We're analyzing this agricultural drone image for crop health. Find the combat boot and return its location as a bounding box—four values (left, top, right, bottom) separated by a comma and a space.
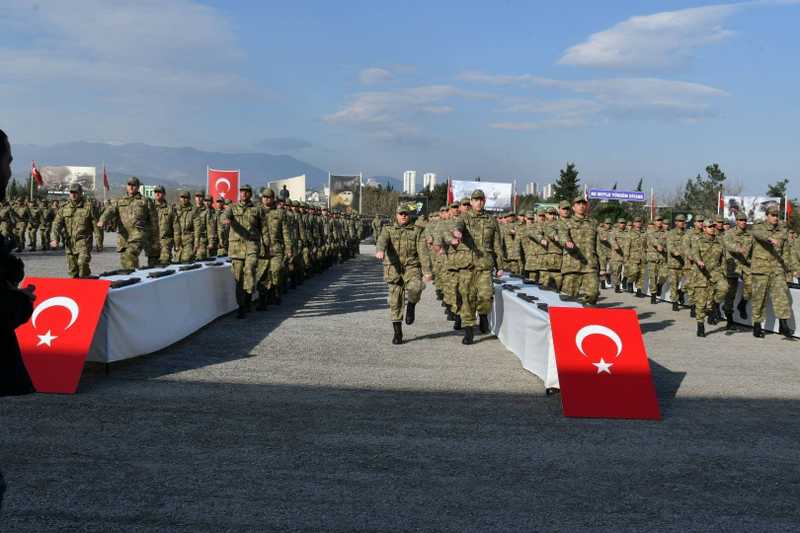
690, 305, 696, 318
753, 322, 764, 338
696, 322, 705, 337
256, 292, 268, 311
737, 299, 748, 319
650, 292, 657, 304
462, 326, 474, 345
236, 287, 246, 319
779, 319, 795, 338
436, 289, 443, 301
479, 314, 489, 334
635, 288, 644, 298
453, 315, 463, 331
614, 284, 622, 294
725, 311, 735, 331
678, 290, 686, 305
405, 303, 416, 325
392, 321, 403, 345
272, 286, 281, 306
672, 301, 680, 312
446, 307, 455, 321
707, 306, 718, 325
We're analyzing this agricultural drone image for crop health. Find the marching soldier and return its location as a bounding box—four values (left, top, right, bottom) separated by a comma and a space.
12, 198, 29, 252
682, 214, 705, 317
691, 220, 726, 337
500, 212, 522, 275
174, 191, 198, 263
559, 197, 599, 304
222, 184, 261, 319
608, 218, 627, 293
204, 196, 219, 257
596, 217, 612, 288
26, 199, 42, 251
375, 204, 432, 345
215, 197, 229, 256
0, 200, 15, 240
720, 212, 751, 329
50, 183, 96, 278
517, 210, 542, 283
41, 200, 56, 251
97, 176, 158, 269
646, 215, 668, 303
153, 185, 176, 264
92, 199, 105, 252
749, 205, 793, 338
541, 206, 564, 291
193, 192, 211, 260
255, 188, 291, 309
666, 214, 687, 311
622, 216, 646, 296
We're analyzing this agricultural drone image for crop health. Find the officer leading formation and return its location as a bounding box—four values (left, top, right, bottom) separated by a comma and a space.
373, 191, 799, 344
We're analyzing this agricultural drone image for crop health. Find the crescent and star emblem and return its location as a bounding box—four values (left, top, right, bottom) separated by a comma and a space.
215, 177, 231, 198
574, 324, 623, 375
31, 296, 80, 348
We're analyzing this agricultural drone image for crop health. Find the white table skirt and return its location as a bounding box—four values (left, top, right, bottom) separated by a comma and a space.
88, 260, 237, 363
489, 276, 581, 389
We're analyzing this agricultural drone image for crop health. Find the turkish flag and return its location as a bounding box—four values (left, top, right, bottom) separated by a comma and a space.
103, 165, 110, 191
15, 278, 110, 394
31, 160, 43, 186
549, 307, 661, 420
208, 168, 239, 203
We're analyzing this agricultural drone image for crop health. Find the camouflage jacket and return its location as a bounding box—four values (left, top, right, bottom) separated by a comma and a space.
750, 221, 789, 275
52, 198, 96, 247
154, 200, 176, 242
99, 193, 157, 248
646, 228, 667, 263
622, 229, 646, 264
609, 228, 627, 261
174, 204, 200, 247
665, 228, 685, 269
377, 221, 432, 278
558, 214, 598, 273
223, 200, 261, 259
722, 227, 752, 276
258, 206, 292, 257
692, 233, 724, 286
455, 209, 503, 271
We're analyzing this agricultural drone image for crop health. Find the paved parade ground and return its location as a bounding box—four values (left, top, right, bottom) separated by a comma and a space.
1, 240, 799, 531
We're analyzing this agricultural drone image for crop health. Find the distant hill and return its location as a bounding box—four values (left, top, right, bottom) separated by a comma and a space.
10, 141, 330, 190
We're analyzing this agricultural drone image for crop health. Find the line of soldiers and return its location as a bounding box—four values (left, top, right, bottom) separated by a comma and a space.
0, 195, 107, 253
375, 192, 799, 344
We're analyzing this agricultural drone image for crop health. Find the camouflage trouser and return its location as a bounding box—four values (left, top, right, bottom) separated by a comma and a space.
40, 226, 51, 250
751, 272, 791, 323
722, 276, 739, 313
526, 267, 539, 284
458, 268, 492, 326
27, 225, 38, 249
609, 260, 624, 286
625, 261, 644, 288
561, 271, 599, 304
120, 240, 145, 270
597, 249, 610, 275
387, 266, 423, 322
66, 240, 92, 278
218, 228, 229, 256
232, 253, 258, 294
196, 238, 209, 260
456, 269, 477, 326
302, 246, 312, 273
0, 222, 11, 239
159, 238, 173, 264
94, 227, 104, 251
177, 235, 195, 263
682, 266, 695, 305
667, 268, 683, 302
541, 270, 562, 291
14, 223, 26, 249
257, 254, 284, 291
442, 269, 458, 307
647, 261, 665, 295
739, 271, 752, 301
504, 259, 521, 275
694, 279, 727, 323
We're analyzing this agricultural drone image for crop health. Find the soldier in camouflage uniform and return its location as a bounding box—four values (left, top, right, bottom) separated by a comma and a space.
559, 197, 599, 304
92, 199, 105, 252
622, 216, 646, 296
215, 197, 229, 256
721, 212, 752, 328
608, 218, 627, 293
41, 200, 55, 251
666, 214, 687, 311
540, 206, 564, 291
192, 192, 212, 260
682, 214, 705, 317
517, 210, 539, 282
153, 185, 176, 264
97, 176, 157, 269
50, 183, 96, 277
174, 191, 199, 263
26, 199, 42, 251
376, 204, 433, 344
203, 196, 219, 257
12, 198, 29, 251
749, 205, 794, 338
256, 188, 291, 310
691, 220, 726, 337
646, 215, 668, 303
222, 184, 261, 319
500, 212, 522, 275
0, 200, 15, 240
596, 217, 612, 289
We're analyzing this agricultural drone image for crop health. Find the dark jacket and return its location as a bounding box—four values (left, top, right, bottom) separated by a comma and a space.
0, 286, 35, 396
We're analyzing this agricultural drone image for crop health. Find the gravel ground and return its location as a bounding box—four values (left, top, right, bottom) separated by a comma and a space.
1, 237, 799, 531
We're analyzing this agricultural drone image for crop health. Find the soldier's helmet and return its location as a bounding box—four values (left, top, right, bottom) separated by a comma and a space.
735, 212, 747, 221
471, 189, 486, 200
572, 196, 587, 204
261, 188, 275, 198
558, 200, 571, 209
68, 183, 83, 194
127, 176, 141, 186
239, 184, 253, 194
153, 185, 165, 194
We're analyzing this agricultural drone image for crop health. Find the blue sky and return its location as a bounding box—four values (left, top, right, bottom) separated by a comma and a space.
2, 0, 799, 197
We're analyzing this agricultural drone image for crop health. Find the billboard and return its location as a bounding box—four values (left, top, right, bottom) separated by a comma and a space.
39, 166, 96, 194
268, 175, 306, 203
329, 173, 362, 212
588, 188, 646, 202
449, 179, 512, 211
722, 196, 781, 223
398, 195, 428, 216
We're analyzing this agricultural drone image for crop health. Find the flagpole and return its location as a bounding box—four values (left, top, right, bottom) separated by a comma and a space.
30, 160, 34, 201
102, 162, 106, 202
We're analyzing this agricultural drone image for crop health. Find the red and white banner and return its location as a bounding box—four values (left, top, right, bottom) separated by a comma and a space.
207, 168, 239, 203
549, 307, 661, 420
16, 278, 110, 394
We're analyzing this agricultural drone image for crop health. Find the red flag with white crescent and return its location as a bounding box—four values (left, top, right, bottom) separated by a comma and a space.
15, 278, 110, 394
103, 165, 110, 191
31, 160, 43, 186
208, 168, 239, 203
549, 307, 661, 420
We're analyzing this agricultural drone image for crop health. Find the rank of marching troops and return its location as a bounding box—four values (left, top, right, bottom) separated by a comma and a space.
373, 193, 800, 345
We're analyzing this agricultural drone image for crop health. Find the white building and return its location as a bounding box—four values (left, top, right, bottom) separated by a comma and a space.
422, 172, 437, 191
403, 170, 417, 195
525, 182, 538, 196
540, 183, 555, 200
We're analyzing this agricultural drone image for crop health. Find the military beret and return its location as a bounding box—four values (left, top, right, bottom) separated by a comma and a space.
766, 205, 780, 215
471, 189, 486, 200
449, 202, 459, 209
633, 216, 643, 222
153, 185, 165, 194
735, 212, 747, 221
261, 188, 275, 198
239, 184, 253, 192
617, 218, 626, 223
604, 217, 612, 224
714, 215, 724, 223
572, 196, 587, 204
674, 214, 686, 222
547, 207, 557, 214
558, 200, 571, 209
179, 191, 190, 198
68, 183, 83, 193
127, 176, 141, 186
695, 214, 705, 222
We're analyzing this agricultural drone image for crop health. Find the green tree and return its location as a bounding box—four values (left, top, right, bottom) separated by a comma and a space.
425, 182, 448, 212
635, 178, 643, 192
676, 163, 727, 216
766, 179, 789, 198
553, 162, 580, 202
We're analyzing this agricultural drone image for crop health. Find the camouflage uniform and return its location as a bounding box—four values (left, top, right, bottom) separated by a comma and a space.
622, 219, 646, 293
750, 212, 792, 329
646, 222, 667, 300
26, 200, 42, 250
608, 220, 627, 290
541, 208, 564, 290
256, 189, 291, 307
665, 218, 686, 304
0, 201, 15, 240
92, 200, 105, 252
681, 216, 705, 309
51, 185, 96, 277
12, 199, 30, 251
41, 202, 56, 251
215, 200, 230, 255
596, 219, 612, 286
153, 190, 177, 264
192, 194, 212, 260
174, 197, 199, 263
691, 224, 726, 328
558, 199, 599, 304
223, 185, 261, 317
721, 215, 752, 317
98, 178, 158, 269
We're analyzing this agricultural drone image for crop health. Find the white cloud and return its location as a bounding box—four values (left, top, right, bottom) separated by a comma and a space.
490, 118, 588, 131
359, 67, 394, 85
558, 2, 800, 69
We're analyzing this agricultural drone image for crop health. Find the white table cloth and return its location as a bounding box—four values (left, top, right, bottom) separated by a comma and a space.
88, 260, 237, 363
489, 276, 581, 389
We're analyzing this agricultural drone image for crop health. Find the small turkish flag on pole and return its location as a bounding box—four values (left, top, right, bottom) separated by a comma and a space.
103, 165, 110, 191
31, 160, 43, 186
550, 307, 661, 420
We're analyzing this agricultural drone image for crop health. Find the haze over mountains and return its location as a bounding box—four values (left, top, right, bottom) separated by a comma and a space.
11, 141, 338, 190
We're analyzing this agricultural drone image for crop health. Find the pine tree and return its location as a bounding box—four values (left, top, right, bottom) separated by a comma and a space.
553, 162, 580, 202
